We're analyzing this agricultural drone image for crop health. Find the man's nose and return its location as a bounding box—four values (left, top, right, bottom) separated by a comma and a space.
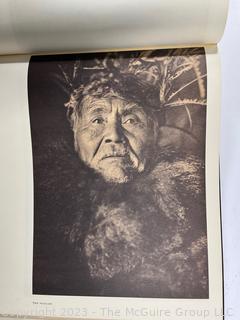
104, 120, 124, 144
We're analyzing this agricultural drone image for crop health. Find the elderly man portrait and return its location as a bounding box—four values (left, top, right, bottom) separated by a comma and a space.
29, 48, 208, 298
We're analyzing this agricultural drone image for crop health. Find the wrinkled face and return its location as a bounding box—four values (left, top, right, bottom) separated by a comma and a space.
73, 96, 158, 183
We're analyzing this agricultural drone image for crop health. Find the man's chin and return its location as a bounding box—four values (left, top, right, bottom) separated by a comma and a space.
89, 157, 145, 183
96, 165, 134, 184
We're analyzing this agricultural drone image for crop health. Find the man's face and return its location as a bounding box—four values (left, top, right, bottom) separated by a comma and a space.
74, 96, 157, 183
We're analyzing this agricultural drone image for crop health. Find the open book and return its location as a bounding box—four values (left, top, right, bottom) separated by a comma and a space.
0, 0, 228, 319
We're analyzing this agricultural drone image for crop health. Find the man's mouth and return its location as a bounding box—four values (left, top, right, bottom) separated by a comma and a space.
101, 153, 126, 160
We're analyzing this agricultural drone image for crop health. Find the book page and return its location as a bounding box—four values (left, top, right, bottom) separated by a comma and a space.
0, 0, 228, 55
0, 46, 223, 320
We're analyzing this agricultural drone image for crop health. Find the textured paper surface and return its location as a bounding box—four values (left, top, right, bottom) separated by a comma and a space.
0, 0, 228, 55
0, 46, 223, 319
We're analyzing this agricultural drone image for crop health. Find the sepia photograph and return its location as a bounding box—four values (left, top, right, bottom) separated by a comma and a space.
29, 48, 208, 298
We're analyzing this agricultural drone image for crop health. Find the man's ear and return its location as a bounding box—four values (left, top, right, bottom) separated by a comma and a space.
150, 117, 160, 144
70, 111, 80, 153
73, 133, 80, 153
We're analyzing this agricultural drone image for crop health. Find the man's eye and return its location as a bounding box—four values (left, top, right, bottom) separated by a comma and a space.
122, 117, 137, 125
92, 117, 104, 124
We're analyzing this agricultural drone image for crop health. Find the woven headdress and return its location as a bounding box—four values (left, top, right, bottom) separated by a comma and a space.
54, 48, 206, 129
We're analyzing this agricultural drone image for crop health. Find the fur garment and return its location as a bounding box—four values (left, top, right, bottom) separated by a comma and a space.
32, 134, 208, 298
61, 150, 208, 298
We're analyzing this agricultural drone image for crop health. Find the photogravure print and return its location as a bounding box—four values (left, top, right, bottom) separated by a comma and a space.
28, 48, 208, 298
